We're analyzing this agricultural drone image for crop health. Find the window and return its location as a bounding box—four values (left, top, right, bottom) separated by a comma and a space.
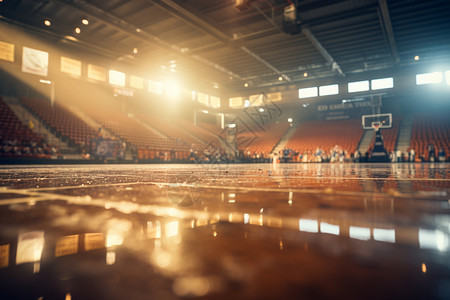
109, 70, 125, 87
130, 76, 144, 89
348, 80, 369, 93
298, 87, 318, 98
416, 72, 442, 85
210, 96, 221, 108
371, 77, 393, 90
229, 97, 243, 108
349, 226, 370, 240
197, 92, 209, 106
319, 84, 339, 96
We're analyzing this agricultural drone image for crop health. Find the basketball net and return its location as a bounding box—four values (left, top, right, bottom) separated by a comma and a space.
373, 124, 380, 132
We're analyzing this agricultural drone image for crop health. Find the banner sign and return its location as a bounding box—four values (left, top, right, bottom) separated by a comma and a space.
197, 92, 209, 106
0, 41, 14, 62
130, 75, 144, 89
22, 47, 48, 76
91, 138, 125, 159
249, 94, 263, 106
88, 64, 106, 81
210, 96, 221, 108
109, 70, 125, 87
317, 100, 372, 112
229, 96, 243, 108
267, 92, 282, 102
113, 87, 133, 97
61, 56, 81, 76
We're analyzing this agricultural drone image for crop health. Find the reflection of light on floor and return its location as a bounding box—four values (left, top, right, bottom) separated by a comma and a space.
320, 222, 340, 235
55, 235, 79, 257
299, 219, 318, 233
16, 231, 44, 265
147, 221, 162, 239
244, 213, 250, 224
373, 228, 396, 243
107, 219, 131, 247
106, 251, 116, 265
165, 221, 179, 238
349, 226, 371, 240
106, 231, 124, 247
422, 263, 427, 273
419, 229, 449, 251
0, 244, 10, 268
173, 276, 210, 297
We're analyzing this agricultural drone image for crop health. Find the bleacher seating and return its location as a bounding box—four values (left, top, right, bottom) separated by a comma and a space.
81, 106, 190, 160
410, 113, 449, 160
0, 97, 51, 158
237, 122, 290, 155
286, 118, 364, 156
20, 97, 98, 148
176, 120, 223, 149
137, 114, 203, 150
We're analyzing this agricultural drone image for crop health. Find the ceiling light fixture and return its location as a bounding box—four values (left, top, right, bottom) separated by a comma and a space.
133, 48, 138, 54
82, 19, 89, 25
278, 76, 283, 81
44, 20, 51, 26
244, 82, 249, 87
303, 72, 308, 77
414, 55, 420, 61
75, 27, 81, 34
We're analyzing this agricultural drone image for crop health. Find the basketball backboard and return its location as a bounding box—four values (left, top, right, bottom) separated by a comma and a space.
362, 113, 392, 130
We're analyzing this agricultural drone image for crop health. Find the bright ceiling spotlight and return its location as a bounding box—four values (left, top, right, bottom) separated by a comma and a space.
133, 48, 138, 54
166, 80, 181, 99
303, 72, 308, 77
244, 82, 249, 87
75, 27, 81, 34
82, 19, 89, 25
288, 118, 293, 123
44, 20, 51, 26
414, 55, 420, 61
278, 76, 283, 81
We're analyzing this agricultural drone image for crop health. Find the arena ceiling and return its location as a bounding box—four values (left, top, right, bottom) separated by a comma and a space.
1, 0, 450, 93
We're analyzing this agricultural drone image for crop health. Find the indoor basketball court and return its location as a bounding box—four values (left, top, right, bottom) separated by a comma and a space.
1, 0, 450, 299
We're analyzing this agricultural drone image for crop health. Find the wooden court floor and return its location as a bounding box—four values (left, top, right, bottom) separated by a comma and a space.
0, 163, 449, 299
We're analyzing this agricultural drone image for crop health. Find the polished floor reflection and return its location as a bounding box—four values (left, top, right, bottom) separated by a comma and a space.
0, 163, 449, 299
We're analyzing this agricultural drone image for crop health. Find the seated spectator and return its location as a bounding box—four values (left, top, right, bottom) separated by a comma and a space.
438, 148, 446, 162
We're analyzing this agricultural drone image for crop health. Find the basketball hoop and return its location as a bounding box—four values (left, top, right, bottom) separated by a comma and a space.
372, 121, 381, 132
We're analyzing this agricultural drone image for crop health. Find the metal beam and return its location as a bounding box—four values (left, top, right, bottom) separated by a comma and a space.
377, 0, 400, 64
241, 46, 292, 82
146, 0, 231, 43
302, 27, 345, 77
148, 1, 292, 85
252, 3, 283, 33
50, 0, 243, 80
